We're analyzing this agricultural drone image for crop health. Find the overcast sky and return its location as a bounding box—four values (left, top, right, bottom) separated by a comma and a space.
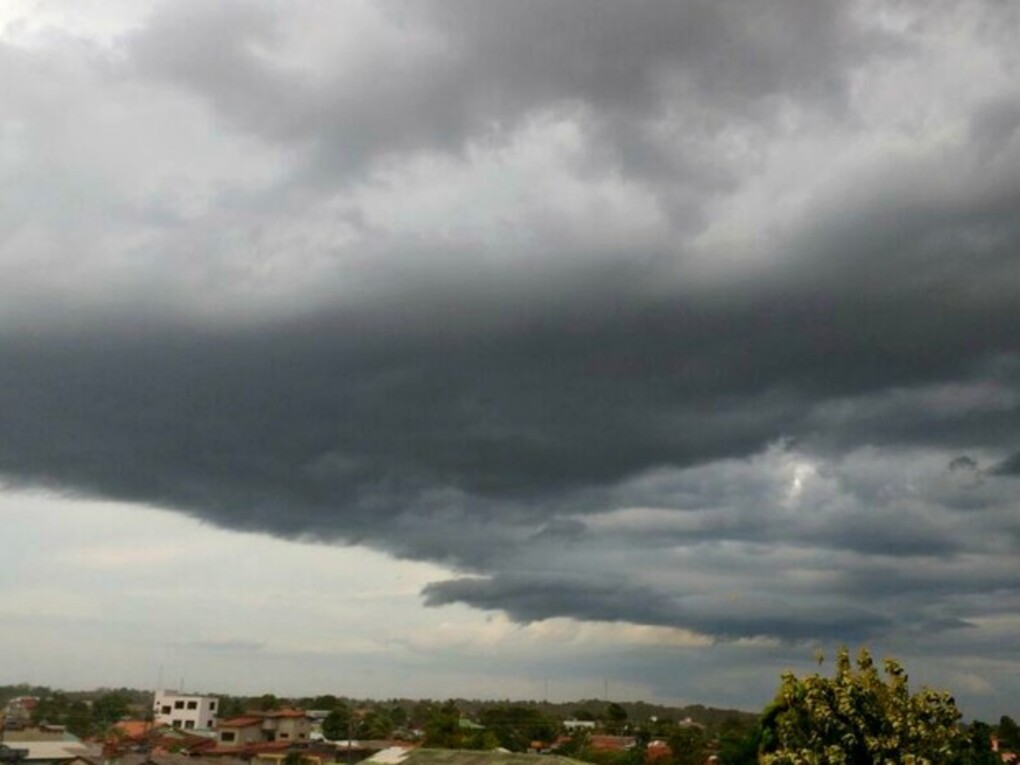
1, 0, 1018, 720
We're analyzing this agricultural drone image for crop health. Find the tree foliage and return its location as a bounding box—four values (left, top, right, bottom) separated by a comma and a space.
91, 692, 131, 729
998, 716, 1020, 751
322, 704, 352, 741
478, 705, 557, 751
760, 648, 963, 765
32, 693, 95, 738
423, 701, 464, 749
952, 722, 999, 765
605, 703, 629, 734
715, 715, 761, 765
360, 707, 396, 740
257, 694, 281, 711
668, 725, 708, 765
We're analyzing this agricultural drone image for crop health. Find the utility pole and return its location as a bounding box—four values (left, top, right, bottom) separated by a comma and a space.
346, 715, 357, 765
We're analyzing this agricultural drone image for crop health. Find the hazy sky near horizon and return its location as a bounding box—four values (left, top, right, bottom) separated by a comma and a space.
1, 0, 1019, 719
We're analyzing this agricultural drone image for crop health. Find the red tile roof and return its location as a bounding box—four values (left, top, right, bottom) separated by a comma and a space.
646, 741, 672, 762
589, 736, 637, 752
217, 717, 263, 728
113, 721, 159, 740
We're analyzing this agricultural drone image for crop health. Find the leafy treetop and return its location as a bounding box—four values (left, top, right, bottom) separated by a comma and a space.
760, 647, 963, 765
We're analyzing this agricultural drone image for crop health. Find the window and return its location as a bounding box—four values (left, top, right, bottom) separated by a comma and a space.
221, 732, 236, 743
162, 706, 171, 715
210, 702, 217, 711
279, 733, 289, 740
187, 701, 198, 710
172, 720, 181, 728
174, 701, 185, 709
185, 721, 195, 730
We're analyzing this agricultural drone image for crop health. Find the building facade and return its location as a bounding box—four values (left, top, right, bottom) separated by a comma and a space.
216, 711, 311, 746
152, 692, 218, 731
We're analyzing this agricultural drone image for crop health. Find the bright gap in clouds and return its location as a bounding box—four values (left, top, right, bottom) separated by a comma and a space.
0, 488, 448, 693
0, 487, 714, 702
0, 0, 152, 46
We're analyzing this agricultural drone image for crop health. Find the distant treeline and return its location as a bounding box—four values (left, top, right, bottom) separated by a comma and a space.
1, 683, 755, 728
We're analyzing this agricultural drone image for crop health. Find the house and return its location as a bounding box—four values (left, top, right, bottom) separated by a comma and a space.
152, 693, 219, 731
103, 721, 216, 763
249, 744, 345, 765
3, 699, 39, 731
215, 718, 264, 748
2, 728, 77, 745
216, 711, 312, 747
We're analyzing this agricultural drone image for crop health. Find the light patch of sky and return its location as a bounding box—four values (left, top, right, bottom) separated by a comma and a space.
0, 0, 152, 46
0, 488, 453, 692
0, 489, 702, 701
783, 459, 816, 508
357, 114, 667, 262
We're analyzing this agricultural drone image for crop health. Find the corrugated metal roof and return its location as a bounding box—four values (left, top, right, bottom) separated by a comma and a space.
14, 740, 93, 761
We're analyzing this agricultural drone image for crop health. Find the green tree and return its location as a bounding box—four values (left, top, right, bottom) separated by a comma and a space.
952, 721, 998, 765
423, 701, 464, 749
92, 692, 131, 729
716, 716, 760, 765
33, 692, 71, 726
65, 700, 95, 738
361, 708, 395, 739
998, 716, 1020, 751
33, 693, 94, 738
668, 725, 707, 765
216, 696, 247, 718
322, 704, 352, 741
389, 705, 408, 728
311, 695, 341, 711
464, 729, 501, 750
478, 705, 557, 752
760, 647, 964, 765
257, 694, 281, 711
606, 703, 629, 734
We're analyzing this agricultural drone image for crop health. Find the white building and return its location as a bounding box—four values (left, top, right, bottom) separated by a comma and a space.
152, 691, 218, 730
563, 720, 597, 731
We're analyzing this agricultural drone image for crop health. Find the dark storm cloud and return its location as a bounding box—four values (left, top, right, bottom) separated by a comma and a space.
126, 0, 874, 179
2, 0, 1020, 656
422, 574, 892, 642
990, 451, 1020, 476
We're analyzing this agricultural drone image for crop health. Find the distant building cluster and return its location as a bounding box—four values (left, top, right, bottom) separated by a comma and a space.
3, 690, 1013, 765
0, 691, 699, 765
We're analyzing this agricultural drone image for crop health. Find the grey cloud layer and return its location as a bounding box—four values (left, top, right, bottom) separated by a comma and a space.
127, 1, 869, 175
2, 0, 1020, 710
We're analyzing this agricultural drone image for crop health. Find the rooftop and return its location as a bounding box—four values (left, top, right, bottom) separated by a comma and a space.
366, 748, 587, 765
